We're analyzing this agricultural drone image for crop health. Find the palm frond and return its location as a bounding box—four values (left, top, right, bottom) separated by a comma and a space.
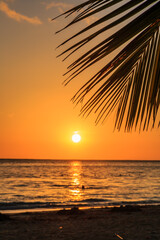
54, 0, 160, 131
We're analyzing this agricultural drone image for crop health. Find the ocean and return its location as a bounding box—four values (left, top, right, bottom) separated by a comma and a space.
0, 159, 160, 213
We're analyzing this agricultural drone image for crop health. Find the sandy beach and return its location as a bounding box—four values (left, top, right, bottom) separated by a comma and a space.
0, 205, 160, 240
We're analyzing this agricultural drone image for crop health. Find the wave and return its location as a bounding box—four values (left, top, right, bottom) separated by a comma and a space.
80, 198, 107, 203
1, 199, 160, 212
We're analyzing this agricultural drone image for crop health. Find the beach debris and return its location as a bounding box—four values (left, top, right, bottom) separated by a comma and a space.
115, 233, 125, 239
111, 205, 141, 212
57, 207, 85, 216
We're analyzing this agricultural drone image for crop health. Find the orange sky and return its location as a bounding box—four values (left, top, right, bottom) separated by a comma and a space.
0, 0, 160, 160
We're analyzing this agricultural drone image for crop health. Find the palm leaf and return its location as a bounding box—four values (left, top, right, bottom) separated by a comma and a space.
54, 0, 160, 131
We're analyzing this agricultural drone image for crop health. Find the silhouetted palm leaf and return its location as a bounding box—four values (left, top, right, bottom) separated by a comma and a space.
54, 0, 160, 131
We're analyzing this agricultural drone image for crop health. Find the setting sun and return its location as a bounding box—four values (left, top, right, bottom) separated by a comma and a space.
72, 133, 81, 143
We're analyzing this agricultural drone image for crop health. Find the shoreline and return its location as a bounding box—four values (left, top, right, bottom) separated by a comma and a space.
0, 205, 160, 240
1, 202, 160, 214
0, 203, 160, 214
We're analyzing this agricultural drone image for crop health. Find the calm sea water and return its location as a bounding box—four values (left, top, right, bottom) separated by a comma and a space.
0, 159, 160, 212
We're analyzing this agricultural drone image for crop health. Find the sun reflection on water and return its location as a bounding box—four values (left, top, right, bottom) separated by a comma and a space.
69, 161, 83, 202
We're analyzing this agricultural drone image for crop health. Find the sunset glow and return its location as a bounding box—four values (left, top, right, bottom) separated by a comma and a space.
0, 0, 160, 160
1, 1, 160, 239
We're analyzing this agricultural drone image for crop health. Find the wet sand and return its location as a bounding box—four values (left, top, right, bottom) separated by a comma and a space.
0, 205, 160, 240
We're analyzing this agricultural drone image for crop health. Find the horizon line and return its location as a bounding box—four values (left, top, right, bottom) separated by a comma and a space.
0, 158, 160, 161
